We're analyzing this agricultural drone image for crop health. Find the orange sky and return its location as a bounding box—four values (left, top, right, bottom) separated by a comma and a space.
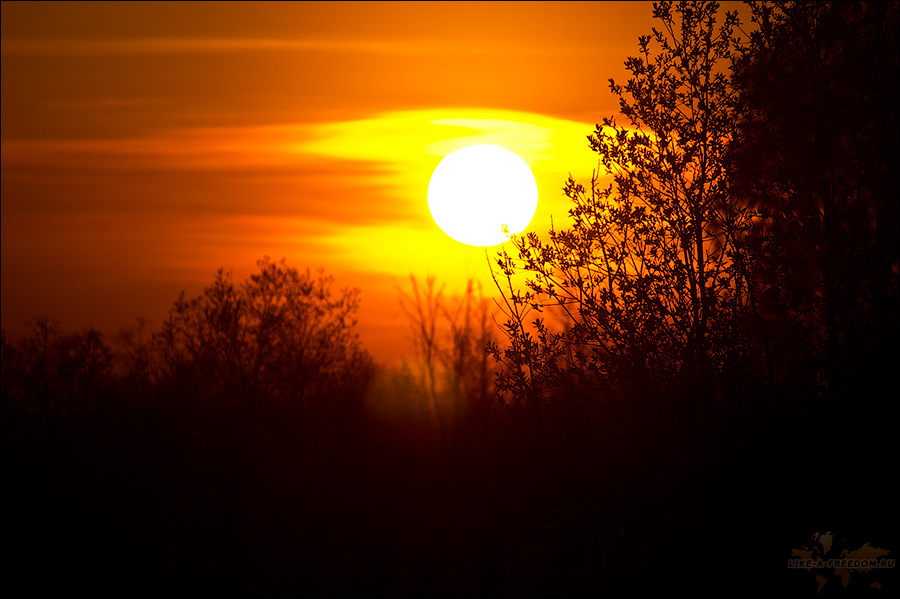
1, 1, 741, 364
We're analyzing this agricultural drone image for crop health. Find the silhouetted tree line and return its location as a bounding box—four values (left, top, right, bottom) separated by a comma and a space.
2, 257, 375, 417
2, 259, 385, 596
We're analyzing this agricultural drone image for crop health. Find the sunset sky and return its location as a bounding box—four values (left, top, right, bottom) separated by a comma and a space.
2, 1, 734, 363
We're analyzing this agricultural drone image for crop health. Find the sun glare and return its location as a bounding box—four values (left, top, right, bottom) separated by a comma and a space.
427, 144, 538, 247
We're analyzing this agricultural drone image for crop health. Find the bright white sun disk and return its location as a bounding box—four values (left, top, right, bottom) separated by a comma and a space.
427, 144, 538, 246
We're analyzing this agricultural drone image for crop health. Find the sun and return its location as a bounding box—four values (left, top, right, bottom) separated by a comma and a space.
427, 144, 538, 246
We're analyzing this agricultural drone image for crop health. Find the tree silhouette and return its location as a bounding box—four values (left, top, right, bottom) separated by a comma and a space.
397, 275, 495, 445
731, 1, 900, 402
485, 3, 898, 584
490, 1, 750, 414
1, 318, 113, 415
153, 257, 373, 410
114, 317, 155, 401
482, 5, 762, 567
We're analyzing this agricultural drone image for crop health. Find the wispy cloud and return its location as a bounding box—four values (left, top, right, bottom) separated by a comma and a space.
43, 97, 170, 112
3, 107, 600, 208
2, 108, 604, 311
1, 36, 599, 58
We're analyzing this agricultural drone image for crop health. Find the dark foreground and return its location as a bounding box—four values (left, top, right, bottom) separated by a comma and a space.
4, 394, 896, 598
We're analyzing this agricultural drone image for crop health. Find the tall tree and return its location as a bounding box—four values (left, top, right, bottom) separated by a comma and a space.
732, 1, 900, 402
491, 1, 749, 413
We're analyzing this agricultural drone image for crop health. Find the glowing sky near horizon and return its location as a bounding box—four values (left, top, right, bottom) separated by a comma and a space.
2, 1, 744, 363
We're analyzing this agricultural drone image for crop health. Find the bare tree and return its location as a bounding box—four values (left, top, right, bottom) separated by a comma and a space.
398, 275, 496, 446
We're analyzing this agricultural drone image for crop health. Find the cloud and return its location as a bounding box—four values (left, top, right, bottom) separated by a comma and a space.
2, 108, 600, 223
1, 36, 598, 58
